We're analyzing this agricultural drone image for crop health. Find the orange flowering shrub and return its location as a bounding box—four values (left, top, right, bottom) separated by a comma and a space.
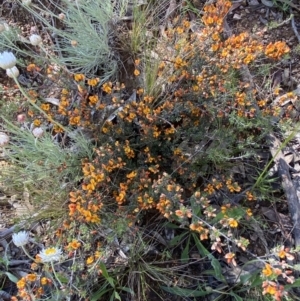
57, 1, 294, 298
260, 245, 296, 300
12, 0, 296, 299
15, 273, 52, 300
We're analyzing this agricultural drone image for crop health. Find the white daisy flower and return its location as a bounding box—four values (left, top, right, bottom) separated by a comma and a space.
29, 34, 42, 46
38, 247, 62, 263
12, 231, 30, 247
0, 51, 17, 70
6, 66, 19, 78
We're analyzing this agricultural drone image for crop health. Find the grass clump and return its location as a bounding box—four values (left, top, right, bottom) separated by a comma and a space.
14, 0, 131, 79
1, 0, 300, 300
1, 119, 93, 219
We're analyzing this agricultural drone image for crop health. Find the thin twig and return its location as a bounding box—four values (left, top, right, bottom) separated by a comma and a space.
291, 11, 300, 43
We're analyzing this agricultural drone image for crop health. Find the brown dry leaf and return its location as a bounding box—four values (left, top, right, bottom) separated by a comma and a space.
268, 134, 286, 162
261, 206, 277, 222
261, 206, 293, 233
249, 218, 269, 254
261, 0, 274, 7
10, 188, 34, 218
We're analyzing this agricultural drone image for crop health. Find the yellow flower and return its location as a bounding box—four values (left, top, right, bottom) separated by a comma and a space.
88, 95, 99, 105
102, 82, 112, 94
176, 26, 184, 34
33, 119, 41, 127
40, 103, 50, 111
134, 69, 140, 76
262, 281, 278, 295
87, 78, 99, 86
26, 274, 37, 282
27, 64, 37, 72
126, 171, 137, 179
278, 246, 294, 260
95, 251, 102, 259
40, 277, 48, 285
74, 74, 85, 81
174, 57, 187, 69
69, 116, 81, 125
224, 252, 236, 265
246, 191, 256, 201
68, 239, 81, 250
167, 185, 173, 192
228, 218, 238, 228
246, 209, 252, 216
17, 278, 26, 289
61, 88, 69, 95
262, 264, 273, 277
86, 256, 94, 265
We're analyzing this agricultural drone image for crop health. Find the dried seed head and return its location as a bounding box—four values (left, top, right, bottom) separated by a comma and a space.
29, 34, 42, 46
0, 51, 17, 70
71, 40, 78, 47
6, 66, 20, 78
58, 13, 65, 20
0, 132, 9, 146
32, 127, 44, 138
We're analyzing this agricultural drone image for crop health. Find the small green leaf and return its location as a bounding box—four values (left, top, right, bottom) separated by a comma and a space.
99, 262, 109, 279
181, 236, 190, 263
192, 233, 226, 282
99, 263, 115, 288
169, 231, 189, 247
0, 257, 9, 267
121, 286, 134, 295
292, 264, 300, 271
240, 269, 261, 286
229, 291, 243, 301
192, 233, 209, 256
210, 257, 226, 282
57, 274, 69, 284
161, 286, 210, 297
109, 293, 114, 301
107, 277, 115, 288
114, 291, 121, 301
91, 287, 111, 301
5, 272, 18, 283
